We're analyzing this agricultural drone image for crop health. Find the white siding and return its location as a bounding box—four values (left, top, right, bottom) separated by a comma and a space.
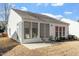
50, 23, 69, 40
61, 18, 79, 38
7, 9, 69, 43
7, 9, 23, 43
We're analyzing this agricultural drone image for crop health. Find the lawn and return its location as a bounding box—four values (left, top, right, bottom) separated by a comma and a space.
1, 37, 79, 56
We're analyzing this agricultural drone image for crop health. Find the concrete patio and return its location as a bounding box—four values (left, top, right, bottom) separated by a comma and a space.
22, 43, 52, 49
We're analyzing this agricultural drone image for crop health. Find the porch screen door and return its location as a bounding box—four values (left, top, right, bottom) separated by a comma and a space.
40, 23, 49, 38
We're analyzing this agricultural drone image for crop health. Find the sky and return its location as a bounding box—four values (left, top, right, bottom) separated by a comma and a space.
0, 3, 10, 21
11, 3, 79, 20
0, 3, 79, 21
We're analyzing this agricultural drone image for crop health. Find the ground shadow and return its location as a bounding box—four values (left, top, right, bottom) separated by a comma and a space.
0, 39, 20, 56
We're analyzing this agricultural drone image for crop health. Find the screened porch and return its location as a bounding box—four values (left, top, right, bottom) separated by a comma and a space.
24, 21, 50, 40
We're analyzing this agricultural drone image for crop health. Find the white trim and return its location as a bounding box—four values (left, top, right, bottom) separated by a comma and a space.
23, 19, 50, 24
30, 22, 32, 38
38, 23, 40, 38
23, 17, 68, 25
22, 21, 24, 40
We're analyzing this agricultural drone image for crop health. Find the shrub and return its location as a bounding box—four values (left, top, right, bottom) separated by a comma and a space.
48, 36, 54, 41
68, 35, 78, 40
55, 37, 66, 42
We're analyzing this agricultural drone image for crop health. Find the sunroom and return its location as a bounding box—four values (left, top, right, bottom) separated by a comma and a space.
23, 21, 50, 43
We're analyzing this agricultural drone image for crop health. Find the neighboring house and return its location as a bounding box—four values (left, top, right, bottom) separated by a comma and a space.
7, 9, 69, 43
61, 18, 79, 38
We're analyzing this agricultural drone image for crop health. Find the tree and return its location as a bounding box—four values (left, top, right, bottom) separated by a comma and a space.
0, 3, 11, 33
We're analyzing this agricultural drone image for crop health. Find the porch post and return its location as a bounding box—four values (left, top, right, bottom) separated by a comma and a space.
58, 26, 59, 38
38, 23, 40, 38
30, 22, 32, 38
21, 21, 24, 44
62, 27, 63, 37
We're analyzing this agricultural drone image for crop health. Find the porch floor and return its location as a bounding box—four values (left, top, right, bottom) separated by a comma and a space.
22, 43, 52, 49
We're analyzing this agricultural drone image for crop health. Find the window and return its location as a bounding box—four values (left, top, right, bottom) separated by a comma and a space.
63, 27, 65, 36
56, 26, 58, 31
24, 22, 38, 39
40, 23, 49, 38
45, 24, 49, 37
32, 23, 38, 38
55, 26, 58, 37
40, 23, 45, 38
55, 26, 65, 37
59, 27, 62, 37
24, 22, 31, 39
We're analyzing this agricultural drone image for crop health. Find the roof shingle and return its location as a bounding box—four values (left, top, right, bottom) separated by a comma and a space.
12, 9, 69, 25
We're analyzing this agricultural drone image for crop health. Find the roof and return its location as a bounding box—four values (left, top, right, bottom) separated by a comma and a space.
12, 9, 69, 25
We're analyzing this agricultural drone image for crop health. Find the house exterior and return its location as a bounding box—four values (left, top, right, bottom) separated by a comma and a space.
7, 9, 69, 43
61, 18, 79, 38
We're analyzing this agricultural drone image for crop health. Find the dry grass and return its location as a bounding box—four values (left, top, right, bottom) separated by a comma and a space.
3, 40, 79, 56
1, 37, 79, 56
0, 37, 18, 48
0, 37, 19, 55
3, 45, 32, 56
31, 41, 79, 56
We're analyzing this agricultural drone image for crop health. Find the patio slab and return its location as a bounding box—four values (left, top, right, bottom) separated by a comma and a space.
22, 43, 52, 49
